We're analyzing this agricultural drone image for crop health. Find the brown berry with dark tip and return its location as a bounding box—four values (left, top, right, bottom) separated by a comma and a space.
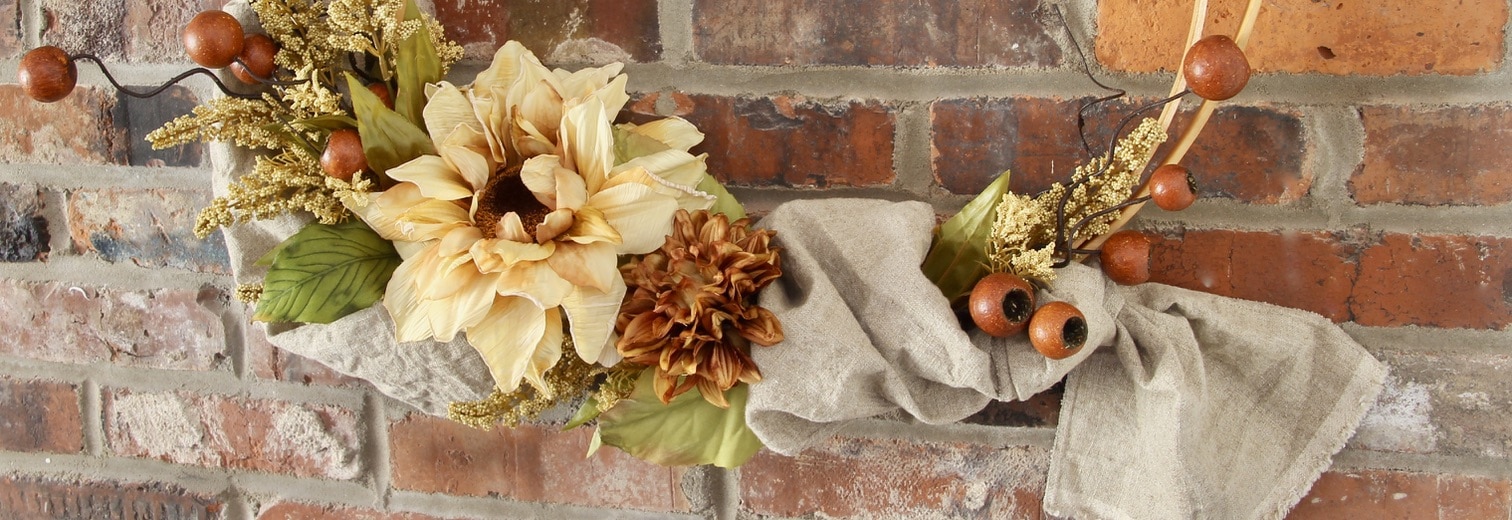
1149, 164, 1197, 211
1183, 35, 1251, 101
1028, 301, 1087, 360
230, 34, 277, 84
367, 83, 394, 110
969, 272, 1037, 338
18, 46, 77, 103
321, 129, 368, 182
183, 10, 245, 69
1099, 230, 1153, 286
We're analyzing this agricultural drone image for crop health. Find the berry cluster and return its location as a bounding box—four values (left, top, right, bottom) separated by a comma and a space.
968, 35, 1251, 359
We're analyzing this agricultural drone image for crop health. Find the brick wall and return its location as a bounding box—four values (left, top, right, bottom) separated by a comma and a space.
0, 0, 1509, 518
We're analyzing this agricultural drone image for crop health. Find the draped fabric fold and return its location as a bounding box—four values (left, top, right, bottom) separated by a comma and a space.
750, 198, 1386, 519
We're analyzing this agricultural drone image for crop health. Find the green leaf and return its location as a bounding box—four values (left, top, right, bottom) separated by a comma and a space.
291, 114, 359, 132
595, 371, 763, 468
395, 0, 443, 127
254, 239, 291, 267
920, 171, 1011, 304
696, 174, 746, 220
564, 396, 602, 430
347, 74, 436, 177
254, 220, 401, 324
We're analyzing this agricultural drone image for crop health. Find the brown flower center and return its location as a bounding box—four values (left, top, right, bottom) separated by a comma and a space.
475, 165, 551, 241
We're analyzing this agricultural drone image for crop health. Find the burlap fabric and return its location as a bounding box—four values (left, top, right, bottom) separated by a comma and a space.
749, 198, 1387, 519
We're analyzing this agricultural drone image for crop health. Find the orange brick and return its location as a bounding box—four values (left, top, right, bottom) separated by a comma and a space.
257, 502, 456, 520
1289, 470, 1512, 519
1096, 0, 1506, 75
388, 413, 690, 513
0, 476, 224, 519
1147, 228, 1360, 322
0, 281, 228, 370
433, 0, 660, 62
0, 379, 82, 454
1351, 234, 1512, 329
0, 86, 126, 165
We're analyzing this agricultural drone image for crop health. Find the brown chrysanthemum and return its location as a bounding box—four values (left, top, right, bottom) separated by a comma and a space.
616, 209, 783, 408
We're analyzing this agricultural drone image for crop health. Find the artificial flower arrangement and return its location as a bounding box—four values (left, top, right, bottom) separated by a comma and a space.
18, 0, 778, 468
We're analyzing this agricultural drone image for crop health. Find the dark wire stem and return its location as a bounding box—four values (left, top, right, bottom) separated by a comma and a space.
1059, 195, 1151, 260
70, 53, 260, 100
231, 58, 305, 87
1051, 4, 1129, 156
347, 53, 383, 84
1049, 89, 1188, 267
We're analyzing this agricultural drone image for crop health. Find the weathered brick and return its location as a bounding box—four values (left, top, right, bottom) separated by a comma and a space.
740, 436, 1049, 518
0, 183, 52, 262
628, 92, 895, 188
0, 379, 82, 453
41, 0, 126, 60
245, 319, 368, 388
1353, 104, 1512, 206
257, 502, 454, 520
1147, 228, 1360, 322
122, 0, 224, 63
1288, 470, 1511, 519
1351, 234, 1512, 329
121, 86, 203, 167
0, 86, 128, 165
388, 413, 690, 512
0, 0, 20, 59
692, 0, 1061, 68
0, 476, 225, 519
68, 188, 230, 274
433, 0, 660, 63
0, 281, 227, 370
965, 383, 1062, 428
104, 389, 363, 480
1352, 347, 1512, 459
930, 97, 1307, 202
1096, 0, 1506, 75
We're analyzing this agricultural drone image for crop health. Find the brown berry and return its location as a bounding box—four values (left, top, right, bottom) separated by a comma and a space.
230, 34, 277, 84
183, 10, 245, 69
1149, 164, 1197, 211
1028, 302, 1087, 360
367, 83, 394, 110
1183, 35, 1251, 101
321, 129, 368, 182
18, 46, 77, 103
1099, 230, 1153, 286
969, 273, 1037, 337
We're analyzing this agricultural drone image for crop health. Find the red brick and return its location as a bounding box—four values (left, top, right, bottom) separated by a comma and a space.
257, 502, 454, 520
68, 188, 230, 274
0, 183, 52, 262
930, 97, 1307, 202
103, 390, 363, 480
965, 383, 1062, 428
0, 86, 127, 165
1351, 234, 1512, 329
1289, 470, 1512, 519
0, 476, 225, 519
740, 436, 1049, 518
0, 379, 82, 453
1147, 228, 1360, 322
433, 0, 660, 62
1353, 105, 1512, 206
245, 319, 369, 388
1096, 0, 1506, 75
628, 92, 895, 188
388, 413, 690, 512
692, 0, 1061, 67
0, 0, 20, 59
0, 281, 228, 370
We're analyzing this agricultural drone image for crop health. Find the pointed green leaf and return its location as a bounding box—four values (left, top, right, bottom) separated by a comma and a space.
921, 171, 1011, 304
291, 114, 360, 132
696, 174, 746, 220
347, 74, 436, 177
595, 371, 763, 468
564, 396, 602, 430
587, 427, 604, 457
395, 0, 443, 126
254, 220, 401, 324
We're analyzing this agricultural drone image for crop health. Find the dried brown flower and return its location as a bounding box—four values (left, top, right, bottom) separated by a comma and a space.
616, 209, 783, 408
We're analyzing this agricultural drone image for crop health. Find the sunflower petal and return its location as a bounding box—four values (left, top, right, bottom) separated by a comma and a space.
589, 183, 679, 254
351, 183, 468, 242
562, 100, 614, 194
423, 82, 482, 146
626, 117, 704, 152
496, 260, 574, 308
565, 206, 622, 245
384, 250, 437, 343
428, 270, 499, 342
536, 208, 574, 243
560, 269, 627, 364
546, 241, 617, 293
466, 296, 548, 393
522, 308, 564, 394
387, 155, 475, 201
604, 163, 715, 213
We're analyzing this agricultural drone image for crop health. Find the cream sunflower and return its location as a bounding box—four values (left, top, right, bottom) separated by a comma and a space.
346, 42, 714, 394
